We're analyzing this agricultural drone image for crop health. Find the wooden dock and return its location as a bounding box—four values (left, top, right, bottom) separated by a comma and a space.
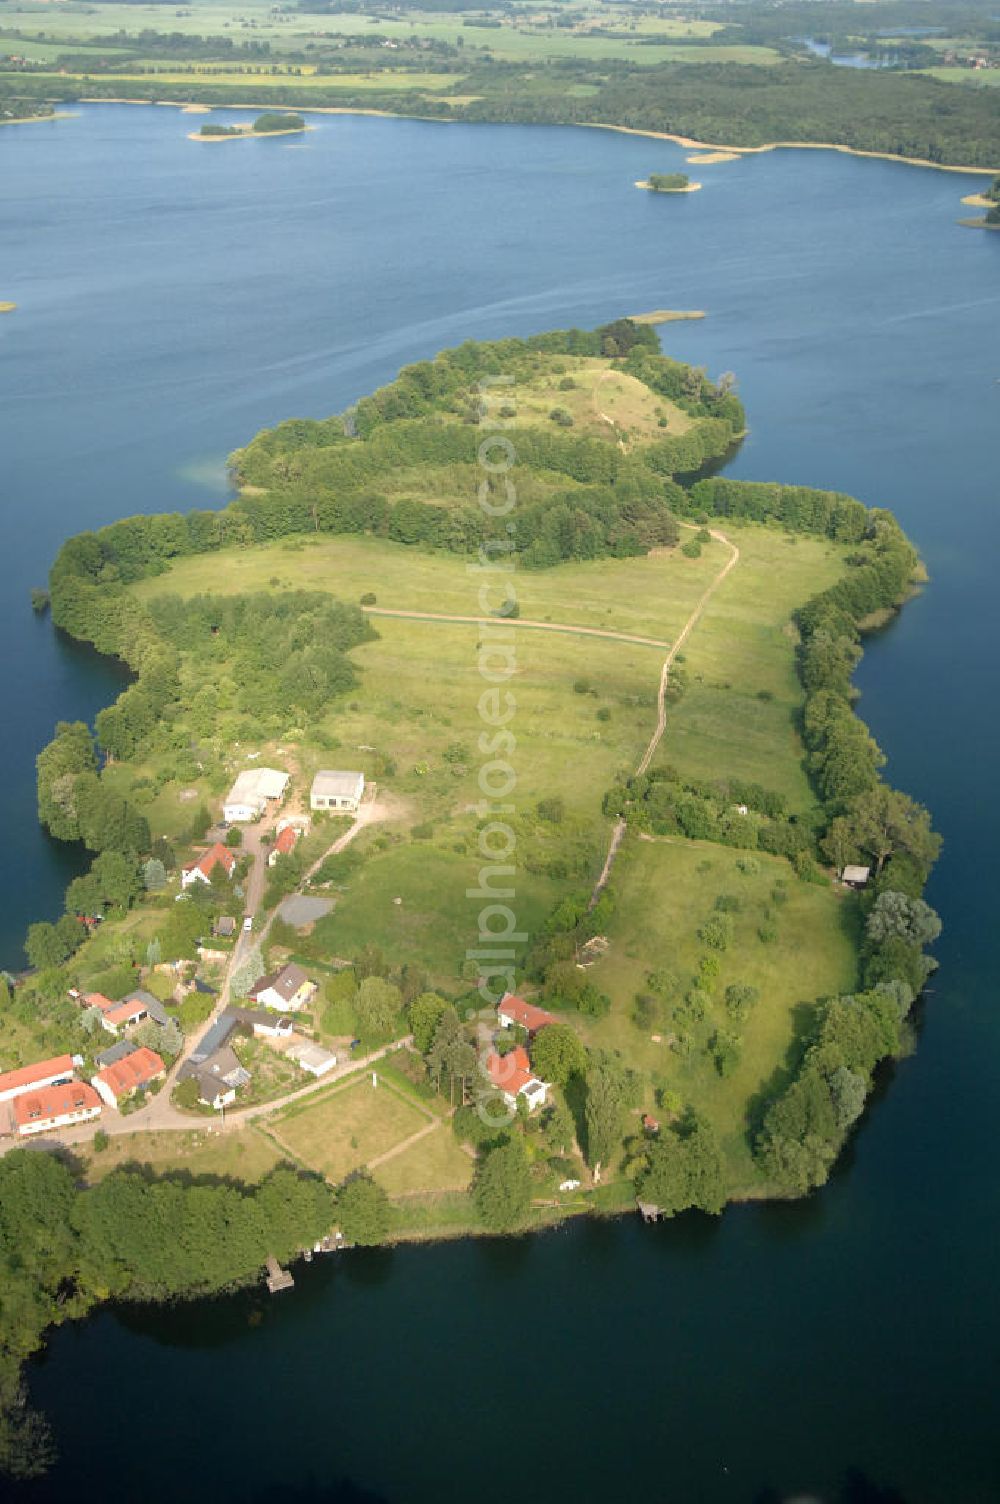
265, 1255, 294, 1294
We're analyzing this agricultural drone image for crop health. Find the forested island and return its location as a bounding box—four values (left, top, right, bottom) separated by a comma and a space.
637, 172, 701, 193
1, 322, 940, 1479
196, 111, 307, 140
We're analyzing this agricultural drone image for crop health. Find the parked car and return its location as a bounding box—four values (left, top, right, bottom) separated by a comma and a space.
243, 916, 253, 933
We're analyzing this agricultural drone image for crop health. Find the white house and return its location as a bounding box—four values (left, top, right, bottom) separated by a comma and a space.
310, 770, 365, 814
249, 964, 317, 1013
14, 1081, 102, 1136
181, 842, 237, 889
224, 767, 290, 823
841, 864, 872, 888
485, 1046, 550, 1113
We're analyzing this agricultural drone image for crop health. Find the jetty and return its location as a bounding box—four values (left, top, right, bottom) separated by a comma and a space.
265, 1255, 294, 1294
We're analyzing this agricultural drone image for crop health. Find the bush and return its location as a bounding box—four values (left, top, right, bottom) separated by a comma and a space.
92, 1129, 110, 1154
360, 592, 377, 606
681, 539, 702, 559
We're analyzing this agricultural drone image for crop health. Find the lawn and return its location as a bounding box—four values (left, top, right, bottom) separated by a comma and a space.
375, 1120, 473, 1195
578, 836, 859, 1185
272, 1073, 430, 1182
81, 1125, 285, 1182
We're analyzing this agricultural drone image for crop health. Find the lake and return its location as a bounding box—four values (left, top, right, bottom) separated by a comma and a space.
3, 105, 1000, 1504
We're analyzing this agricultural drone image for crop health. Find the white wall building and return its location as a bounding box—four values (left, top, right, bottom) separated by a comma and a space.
310, 770, 365, 814
224, 768, 290, 823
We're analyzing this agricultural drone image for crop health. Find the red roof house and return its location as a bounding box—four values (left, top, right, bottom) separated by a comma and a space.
496, 994, 557, 1036
92, 1046, 166, 1107
267, 825, 300, 867
485, 1045, 549, 1112
0, 1054, 77, 1104
182, 843, 237, 890
14, 1081, 102, 1135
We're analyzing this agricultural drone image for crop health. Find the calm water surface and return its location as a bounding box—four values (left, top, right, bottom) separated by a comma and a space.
2, 105, 999, 1504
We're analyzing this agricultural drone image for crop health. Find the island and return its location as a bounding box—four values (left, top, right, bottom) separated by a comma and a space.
636, 172, 702, 193
0, 302, 15, 314
0, 321, 940, 1478
192, 111, 308, 142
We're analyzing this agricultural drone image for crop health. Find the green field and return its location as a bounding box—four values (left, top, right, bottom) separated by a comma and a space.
0, 2, 780, 67
578, 837, 859, 1185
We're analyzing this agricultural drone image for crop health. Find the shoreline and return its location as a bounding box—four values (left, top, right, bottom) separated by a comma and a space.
71, 98, 999, 175
629, 309, 706, 324
188, 122, 313, 143
586, 121, 999, 176
0, 110, 76, 128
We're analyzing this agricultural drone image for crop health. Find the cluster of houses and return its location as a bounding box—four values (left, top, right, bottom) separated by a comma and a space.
178, 962, 336, 1110
69, 986, 172, 1037
219, 766, 365, 827
0, 1042, 166, 1139
483, 994, 557, 1114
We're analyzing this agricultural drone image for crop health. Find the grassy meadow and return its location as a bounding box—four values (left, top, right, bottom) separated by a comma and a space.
577, 836, 860, 1185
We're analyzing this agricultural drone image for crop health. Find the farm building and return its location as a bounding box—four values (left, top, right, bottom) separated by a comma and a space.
224, 768, 290, 823
310, 770, 365, 814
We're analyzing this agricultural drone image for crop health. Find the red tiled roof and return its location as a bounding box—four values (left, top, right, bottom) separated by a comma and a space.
0, 1055, 75, 1098
14, 1081, 101, 1129
273, 826, 298, 856
486, 1046, 537, 1097
95, 1047, 165, 1101
102, 998, 147, 1028
497, 994, 556, 1034
184, 843, 237, 881
82, 992, 116, 1013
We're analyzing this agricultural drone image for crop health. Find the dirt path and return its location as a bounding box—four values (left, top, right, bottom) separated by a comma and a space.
589, 523, 740, 906
364, 606, 669, 651
367, 1116, 440, 1171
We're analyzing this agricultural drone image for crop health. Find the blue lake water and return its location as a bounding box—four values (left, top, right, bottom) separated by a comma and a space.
3, 104, 1000, 1503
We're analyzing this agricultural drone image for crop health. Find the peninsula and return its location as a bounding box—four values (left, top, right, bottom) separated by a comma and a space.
0, 323, 939, 1477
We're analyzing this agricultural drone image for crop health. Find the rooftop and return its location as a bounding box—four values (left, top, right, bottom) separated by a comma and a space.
227, 768, 289, 805
95, 1046, 165, 1100
311, 769, 364, 800
497, 994, 557, 1034
486, 1045, 538, 1097
0, 1054, 76, 1097
14, 1081, 101, 1127
251, 964, 312, 1005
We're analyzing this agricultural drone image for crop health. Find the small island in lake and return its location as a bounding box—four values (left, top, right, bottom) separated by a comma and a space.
192, 111, 308, 142
636, 172, 702, 194
0, 301, 15, 314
